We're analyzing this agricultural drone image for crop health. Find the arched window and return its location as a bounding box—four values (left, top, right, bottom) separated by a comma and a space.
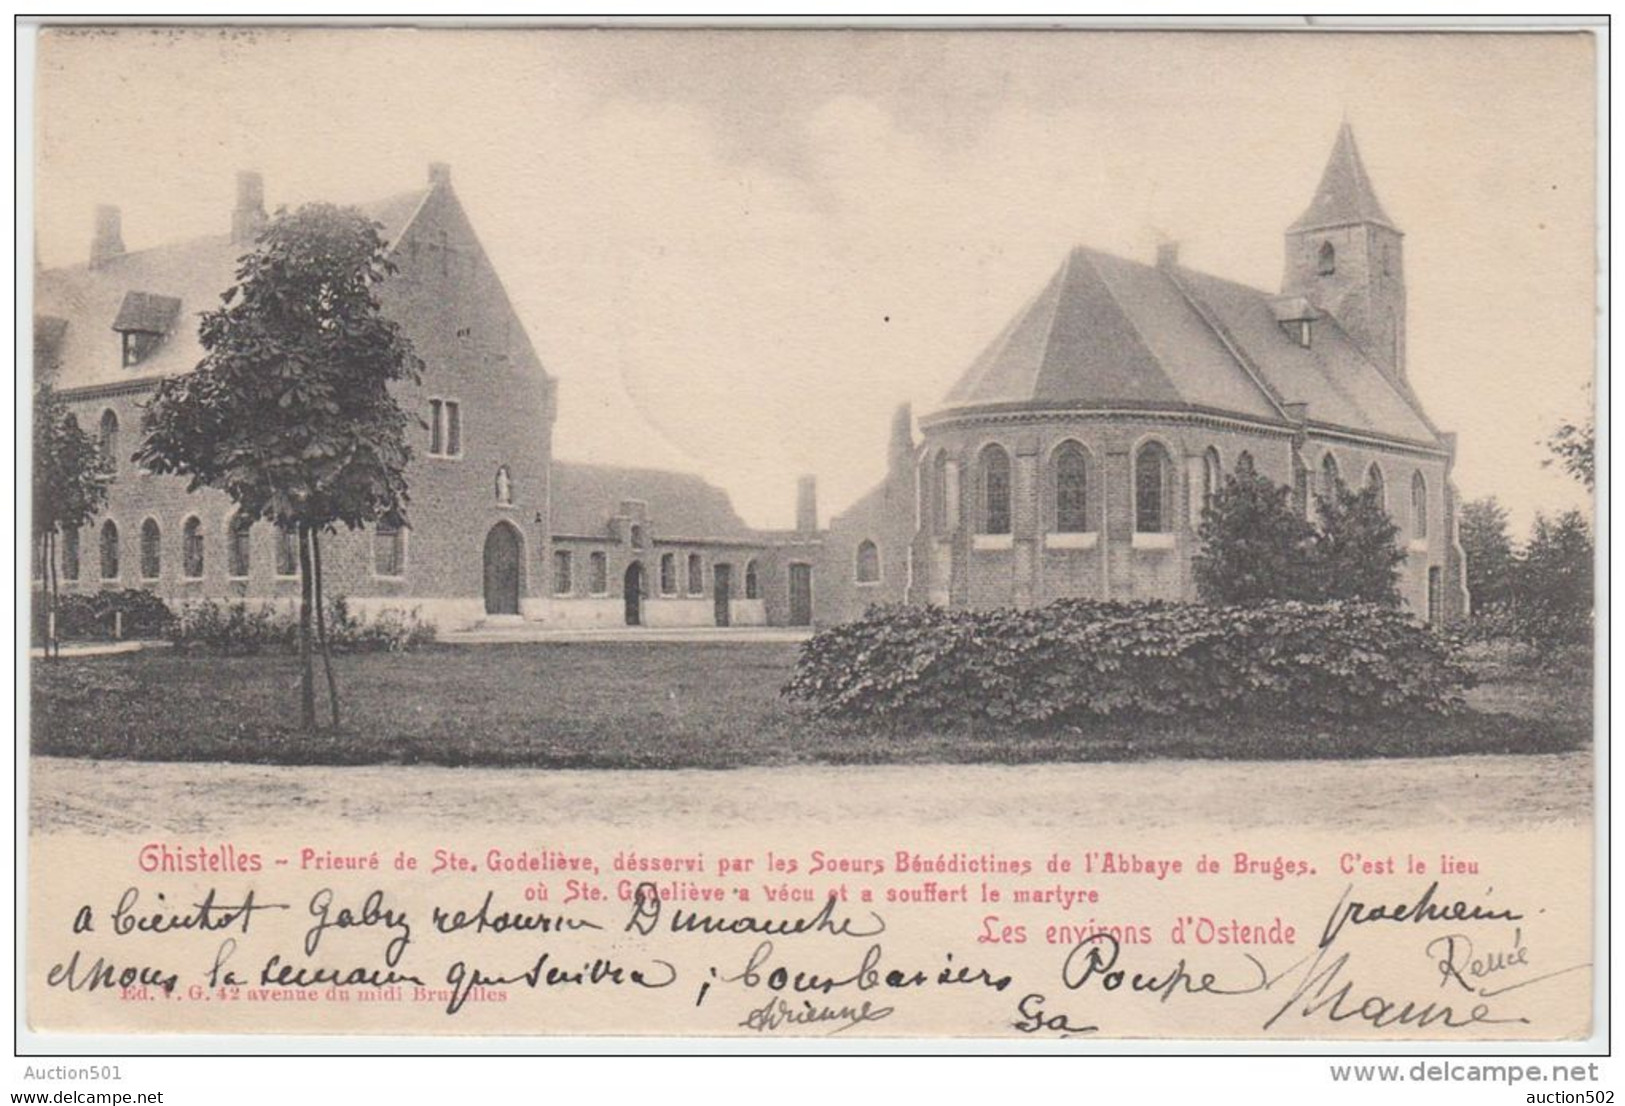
1134, 441, 1171, 533
1236, 450, 1255, 476
227, 513, 253, 578
589, 551, 608, 595
1054, 442, 1090, 533
1200, 447, 1222, 513
1412, 471, 1428, 539
99, 409, 119, 473
856, 540, 880, 583
977, 444, 1012, 535
744, 559, 760, 600
931, 451, 949, 534
275, 525, 300, 578
139, 518, 161, 580
687, 553, 704, 595
1317, 241, 1336, 276
62, 527, 80, 582
495, 466, 512, 505
182, 517, 204, 579
99, 520, 119, 580
1367, 463, 1386, 511
1320, 452, 1341, 500
660, 553, 677, 596
630, 524, 645, 550
374, 517, 405, 577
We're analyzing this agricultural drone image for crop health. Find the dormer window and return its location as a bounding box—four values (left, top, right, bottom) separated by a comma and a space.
1298, 320, 1312, 348
112, 292, 180, 368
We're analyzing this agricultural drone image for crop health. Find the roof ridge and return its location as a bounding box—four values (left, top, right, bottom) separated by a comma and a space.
1159, 264, 1292, 422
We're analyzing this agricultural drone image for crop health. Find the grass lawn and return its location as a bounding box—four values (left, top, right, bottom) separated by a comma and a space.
30, 640, 1593, 769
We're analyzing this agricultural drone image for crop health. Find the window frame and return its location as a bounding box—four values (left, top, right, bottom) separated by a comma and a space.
99, 519, 120, 581
687, 553, 705, 596
372, 518, 407, 580
1133, 439, 1173, 535
138, 517, 162, 581
226, 512, 253, 580
659, 552, 677, 597
744, 559, 760, 600
181, 516, 204, 581
855, 539, 882, 585
1411, 470, 1429, 540
552, 549, 574, 596
1052, 440, 1092, 534
98, 408, 120, 478
426, 396, 464, 459
976, 443, 1013, 536
589, 551, 609, 596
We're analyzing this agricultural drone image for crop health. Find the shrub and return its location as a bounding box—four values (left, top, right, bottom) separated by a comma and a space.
168, 597, 436, 655
39, 588, 177, 642
783, 600, 1473, 730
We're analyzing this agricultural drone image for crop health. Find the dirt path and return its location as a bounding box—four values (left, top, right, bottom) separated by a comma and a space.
28, 752, 1592, 837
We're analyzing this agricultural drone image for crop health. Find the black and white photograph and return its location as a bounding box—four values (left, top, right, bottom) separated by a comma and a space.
17, 18, 1603, 1076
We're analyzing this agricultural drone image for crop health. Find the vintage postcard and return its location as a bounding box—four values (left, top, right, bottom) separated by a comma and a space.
21, 24, 1601, 1048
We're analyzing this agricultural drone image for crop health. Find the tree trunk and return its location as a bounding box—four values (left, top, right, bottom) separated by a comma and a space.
45, 532, 58, 661
296, 521, 317, 732
312, 528, 340, 729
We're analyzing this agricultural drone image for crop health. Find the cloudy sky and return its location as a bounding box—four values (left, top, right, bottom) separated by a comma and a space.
32, 27, 1597, 534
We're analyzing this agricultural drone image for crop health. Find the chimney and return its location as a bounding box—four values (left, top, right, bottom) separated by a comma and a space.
1155, 240, 1180, 270
428, 162, 452, 189
90, 205, 125, 268
231, 170, 267, 245
795, 475, 818, 533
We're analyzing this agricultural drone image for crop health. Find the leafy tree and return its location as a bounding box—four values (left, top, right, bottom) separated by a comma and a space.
1308, 477, 1406, 606
1512, 510, 1593, 644
1194, 465, 1316, 605
136, 203, 422, 730
1459, 496, 1516, 616
32, 380, 111, 657
1543, 384, 1595, 489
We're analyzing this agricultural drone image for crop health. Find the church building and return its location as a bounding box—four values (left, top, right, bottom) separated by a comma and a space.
824, 125, 1469, 624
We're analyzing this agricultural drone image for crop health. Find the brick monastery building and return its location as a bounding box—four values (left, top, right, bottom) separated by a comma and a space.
35, 126, 1466, 630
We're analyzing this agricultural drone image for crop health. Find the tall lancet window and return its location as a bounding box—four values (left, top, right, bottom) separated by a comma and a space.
1317, 241, 1336, 275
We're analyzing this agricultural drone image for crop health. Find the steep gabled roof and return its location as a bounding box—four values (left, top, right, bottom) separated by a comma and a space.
34, 189, 429, 393
1286, 123, 1399, 234
937, 245, 1440, 448
550, 461, 754, 541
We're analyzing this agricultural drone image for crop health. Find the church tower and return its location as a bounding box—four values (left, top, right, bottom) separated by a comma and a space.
1282, 124, 1407, 386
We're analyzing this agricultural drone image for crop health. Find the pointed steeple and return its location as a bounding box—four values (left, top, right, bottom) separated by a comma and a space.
1287, 123, 1398, 234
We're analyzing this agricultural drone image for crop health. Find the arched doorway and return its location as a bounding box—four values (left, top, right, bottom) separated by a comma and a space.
624, 562, 645, 626
483, 522, 522, 615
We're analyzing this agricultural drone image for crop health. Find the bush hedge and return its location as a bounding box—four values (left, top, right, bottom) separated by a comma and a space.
783, 600, 1473, 730
168, 596, 437, 655
34, 588, 177, 642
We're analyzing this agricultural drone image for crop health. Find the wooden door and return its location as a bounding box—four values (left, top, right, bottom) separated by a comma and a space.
713, 563, 732, 627
788, 563, 813, 626
483, 524, 521, 615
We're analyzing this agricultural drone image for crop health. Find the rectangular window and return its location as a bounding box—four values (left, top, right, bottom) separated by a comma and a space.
446, 402, 462, 456
374, 520, 404, 578
687, 553, 704, 595
429, 399, 444, 455
589, 551, 608, 595
553, 550, 573, 595
660, 553, 677, 596
275, 526, 299, 578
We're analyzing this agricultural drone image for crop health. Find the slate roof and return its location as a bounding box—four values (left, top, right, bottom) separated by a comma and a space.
34, 189, 429, 393
1286, 123, 1398, 234
550, 461, 755, 541
938, 246, 1439, 448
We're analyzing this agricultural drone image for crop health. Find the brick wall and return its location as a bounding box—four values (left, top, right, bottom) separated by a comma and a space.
53, 178, 557, 634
